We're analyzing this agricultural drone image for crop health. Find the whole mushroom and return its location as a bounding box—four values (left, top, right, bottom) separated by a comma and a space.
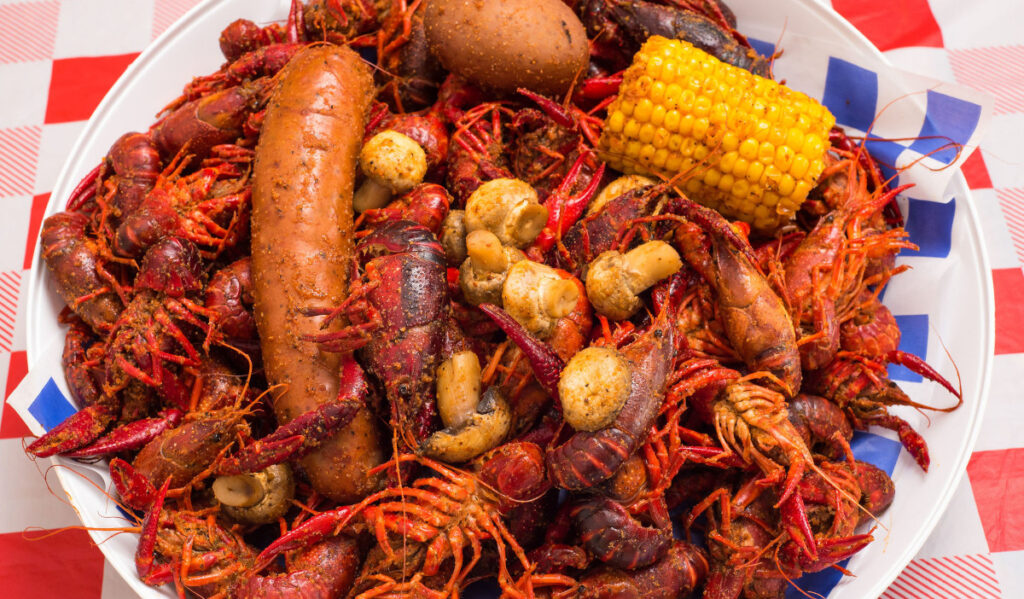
465, 178, 548, 249
422, 351, 512, 463
212, 463, 295, 524
586, 240, 683, 320
354, 130, 428, 213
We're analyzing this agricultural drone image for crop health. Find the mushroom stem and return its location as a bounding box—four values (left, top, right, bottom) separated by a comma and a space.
214, 464, 295, 525
502, 260, 581, 338
466, 230, 508, 274
441, 209, 468, 266
539, 277, 580, 320
353, 179, 393, 213
623, 241, 683, 293
506, 202, 549, 247
459, 232, 525, 306
213, 473, 266, 508
437, 351, 482, 429
355, 129, 428, 213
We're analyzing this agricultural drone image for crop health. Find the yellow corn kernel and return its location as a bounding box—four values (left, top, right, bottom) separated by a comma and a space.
692, 117, 710, 140
722, 132, 740, 152
639, 144, 656, 166
775, 145, 794, 172
758, 141, 775, 162
790, 154, 810, 179
665, 84, 683, 110
746, 160, 765, 183
662, 61, 678, 83
803, 134, 824, 157
704, 169, 722, 187
678, 114, 695, 136
608, 113, 628, 135
720, 151, 738, 173
635, 99, 654, 123
651, 104, 667, 127
638, 123, 656, 144
665, 153, 683, 172
623, 119, 641, 140
732, 178, 750, 200
739, 138, 759, 160
793, 180, 812, 201
664, 110, 681, 132
778, 173, 796, 197
710, 103, 729, 125
693, 95, 712, 118
786, 128, 804, 152
646, 58, 663, 81
652, 148, 669, 168
732, 157, 750, 179
650, 80, 667, 105
718, 173, 735, 193
679, 89, 696, 113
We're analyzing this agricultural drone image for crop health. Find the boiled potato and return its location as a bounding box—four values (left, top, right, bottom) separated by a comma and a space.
424, 0, 589, 96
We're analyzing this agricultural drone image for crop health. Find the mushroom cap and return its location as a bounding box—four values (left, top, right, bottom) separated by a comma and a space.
585, 251, 643, 321
465, 178, 547, 248
558, 346, 632, 431
360, 130, 428, 192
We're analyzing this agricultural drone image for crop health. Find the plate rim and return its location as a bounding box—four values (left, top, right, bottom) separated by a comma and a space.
24, 0, 995, 597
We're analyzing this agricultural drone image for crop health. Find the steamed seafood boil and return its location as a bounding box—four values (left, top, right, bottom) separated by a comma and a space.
28, 0, 964, 597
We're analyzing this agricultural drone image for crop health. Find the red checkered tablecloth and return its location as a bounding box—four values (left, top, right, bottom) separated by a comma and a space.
1, 1, 1022, 597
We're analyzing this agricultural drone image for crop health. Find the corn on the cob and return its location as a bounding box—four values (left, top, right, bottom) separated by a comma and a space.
598, 36, 836, 232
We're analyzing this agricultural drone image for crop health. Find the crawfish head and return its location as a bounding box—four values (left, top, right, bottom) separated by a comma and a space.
350, 221, 453, 446
131, 409, 249, 490
592, 0, 769, 76
356, 220, 446, 266
135, 237, 204, 298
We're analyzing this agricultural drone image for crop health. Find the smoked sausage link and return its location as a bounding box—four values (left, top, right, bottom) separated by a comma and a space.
251, 45, 384, 503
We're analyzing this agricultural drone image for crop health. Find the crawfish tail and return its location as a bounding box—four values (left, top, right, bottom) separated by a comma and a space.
41, 212, 123, 333
547, 305, 675, 490
576, 539, 709, 599
356, 221, 452, 446
572, 496, 671, 569
560, 184, 663, 274
151, 78, 272, 160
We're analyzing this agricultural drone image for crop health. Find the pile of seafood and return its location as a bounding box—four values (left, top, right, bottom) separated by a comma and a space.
28, 0, 963, 597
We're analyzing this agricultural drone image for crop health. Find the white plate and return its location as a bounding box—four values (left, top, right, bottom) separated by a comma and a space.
26, 0, 993, 597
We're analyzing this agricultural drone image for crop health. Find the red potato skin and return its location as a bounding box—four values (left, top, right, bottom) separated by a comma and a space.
251, 45, 385, 503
